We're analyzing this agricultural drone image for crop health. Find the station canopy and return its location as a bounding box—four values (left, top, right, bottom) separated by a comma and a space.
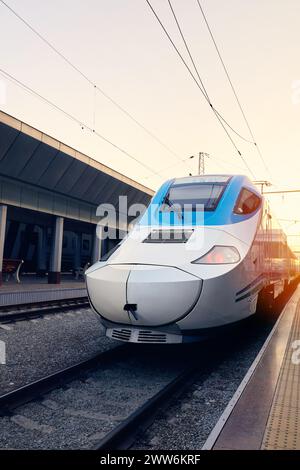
0, 111, 153, 216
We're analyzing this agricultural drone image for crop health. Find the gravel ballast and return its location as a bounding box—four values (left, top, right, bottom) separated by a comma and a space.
0, 286, 295, 450
133, 319, 274, 450
0, 308, 115, 395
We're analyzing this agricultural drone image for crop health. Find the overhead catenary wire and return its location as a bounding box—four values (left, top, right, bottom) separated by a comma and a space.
264, 189, 300, 194
167, 0, 254, 146
1, 0, 260, 180
166, 0, 255, 176
196, 0, 271, 177
0, 0, 185, 166
147, 0, 248, 143
1, 0, 257, 179
208, 153, 247, 173
145, 150, 249, 181
144, 146, 247, 180
188, 153, 245, 175
167, 0, 209, 102
278, 218, 300, 223
0, 68, 163, 180
281, 221, 300, 230
146, 0, 256, 179
145, 155, 196, 179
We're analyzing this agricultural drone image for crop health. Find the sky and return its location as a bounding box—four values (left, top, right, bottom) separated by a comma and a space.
0, 0, 300, 249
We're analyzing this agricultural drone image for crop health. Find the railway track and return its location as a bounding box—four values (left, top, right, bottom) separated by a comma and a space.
0, 345, 127, 413
0, 297, 90, 324
94, 284, 300, 451
0, 340, 217, 450
94, 364, 197, 450
0, 284, 297, 450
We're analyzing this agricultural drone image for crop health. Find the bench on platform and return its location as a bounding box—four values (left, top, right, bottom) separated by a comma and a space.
2, 259, 24, 283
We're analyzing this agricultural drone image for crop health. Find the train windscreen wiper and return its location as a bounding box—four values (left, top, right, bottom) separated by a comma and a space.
163, 195, 183, 220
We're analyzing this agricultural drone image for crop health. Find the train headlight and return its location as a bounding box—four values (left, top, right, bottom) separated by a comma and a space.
192, 245, 240, 264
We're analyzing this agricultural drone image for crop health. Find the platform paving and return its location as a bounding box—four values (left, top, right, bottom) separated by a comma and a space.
204, 286, 300, 450
0, 276, 87, 307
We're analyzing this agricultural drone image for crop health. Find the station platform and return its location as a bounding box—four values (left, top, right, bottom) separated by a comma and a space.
203, 285, 300, 450
0, 275, 87, 307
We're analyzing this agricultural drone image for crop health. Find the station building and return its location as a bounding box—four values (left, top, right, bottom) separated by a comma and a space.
0, 111, 153, 285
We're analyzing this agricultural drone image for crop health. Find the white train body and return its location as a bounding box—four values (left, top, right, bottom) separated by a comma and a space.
86, 175, 298, 343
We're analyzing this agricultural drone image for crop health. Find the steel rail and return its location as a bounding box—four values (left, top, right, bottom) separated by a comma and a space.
94, 281, 300, 450
0, 297, 90, 323
94, 365, 197, 450
0, 345, 127, 414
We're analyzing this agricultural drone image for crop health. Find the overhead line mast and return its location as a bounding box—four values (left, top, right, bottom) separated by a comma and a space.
190, 153, 210, 175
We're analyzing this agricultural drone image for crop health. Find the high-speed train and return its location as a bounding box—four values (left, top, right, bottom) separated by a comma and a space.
85, 175, 299, 343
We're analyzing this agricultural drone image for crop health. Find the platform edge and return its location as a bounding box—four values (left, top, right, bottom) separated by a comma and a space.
202, 287, 300, 450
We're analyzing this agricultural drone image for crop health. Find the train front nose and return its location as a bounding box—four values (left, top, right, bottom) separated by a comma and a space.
86, 264, 202, 326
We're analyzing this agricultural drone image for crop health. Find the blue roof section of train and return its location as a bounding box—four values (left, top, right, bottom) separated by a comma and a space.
138, 174, 262, 227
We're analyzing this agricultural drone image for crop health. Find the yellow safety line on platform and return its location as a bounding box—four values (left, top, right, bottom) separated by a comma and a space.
262, 300, 300, 449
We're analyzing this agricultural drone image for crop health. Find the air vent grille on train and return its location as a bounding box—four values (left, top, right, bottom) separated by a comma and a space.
107, 328, 182, 344
111, 329, 131, 341
143, 229, 193, 243
137, 330, 167, 343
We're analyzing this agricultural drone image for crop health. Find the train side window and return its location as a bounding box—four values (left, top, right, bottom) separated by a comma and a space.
234, 189, 261, 215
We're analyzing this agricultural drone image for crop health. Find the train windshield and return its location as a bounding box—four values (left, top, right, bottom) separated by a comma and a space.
165, 178, 229, 212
